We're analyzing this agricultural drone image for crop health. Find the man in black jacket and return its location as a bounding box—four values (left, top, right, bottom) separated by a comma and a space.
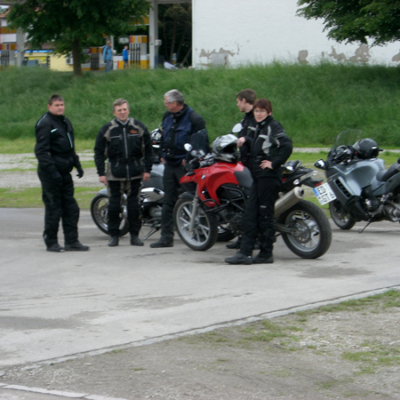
235, 88, 257, 167
226, 89, 258, 250
150, 89, 207, 248
35, 94, 89, 252
94, 98, 153, 247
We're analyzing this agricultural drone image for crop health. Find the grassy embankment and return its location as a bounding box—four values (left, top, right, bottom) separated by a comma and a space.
1, 63, 400, 208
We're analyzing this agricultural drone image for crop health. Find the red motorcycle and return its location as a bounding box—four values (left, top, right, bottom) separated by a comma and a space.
173, 134, 332, 259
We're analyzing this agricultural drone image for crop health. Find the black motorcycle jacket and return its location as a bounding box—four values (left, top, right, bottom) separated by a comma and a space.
238, 110, 257, 166
94, 117, 153, 181
238, 110, 257, 139
35, 112, 81, 176
245, 116, 293, 180
161, 104, 207, 166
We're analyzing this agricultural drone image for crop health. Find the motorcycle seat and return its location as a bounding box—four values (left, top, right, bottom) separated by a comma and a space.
376, 163, 400, 182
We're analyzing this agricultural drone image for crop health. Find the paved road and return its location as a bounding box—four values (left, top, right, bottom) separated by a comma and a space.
1, 208, 400, 399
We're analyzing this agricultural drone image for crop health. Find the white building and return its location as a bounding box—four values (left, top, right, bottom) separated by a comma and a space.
190, 0, 400, 67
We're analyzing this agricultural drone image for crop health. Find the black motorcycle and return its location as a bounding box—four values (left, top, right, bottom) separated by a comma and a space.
315, 130, 400, 232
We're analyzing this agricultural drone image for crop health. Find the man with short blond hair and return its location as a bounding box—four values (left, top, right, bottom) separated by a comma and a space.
94, 98, 153, 247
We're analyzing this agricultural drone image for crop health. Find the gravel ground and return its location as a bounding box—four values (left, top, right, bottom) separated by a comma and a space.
1, 292, 400, 400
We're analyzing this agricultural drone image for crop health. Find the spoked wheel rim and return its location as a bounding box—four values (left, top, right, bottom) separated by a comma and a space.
92, 196, 109, 232
174, 198, 218, 251
91, 194, 129, 236
177, 203, 211, 246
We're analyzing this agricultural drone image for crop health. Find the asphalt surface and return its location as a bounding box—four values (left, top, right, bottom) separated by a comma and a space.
1, 208, 400, 399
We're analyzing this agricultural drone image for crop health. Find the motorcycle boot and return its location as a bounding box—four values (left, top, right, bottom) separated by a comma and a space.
47, 243, 64, 252
108, 237, 119, 247
225, 252, 252, 265
252, 253, 274, 264
130, 235, 144, 246
150, 237, 174, 248
65, 241, 90, 251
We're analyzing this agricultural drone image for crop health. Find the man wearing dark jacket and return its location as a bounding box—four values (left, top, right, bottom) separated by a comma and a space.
150, 89, 207, 248
94, 98, 153, 247
226, 89, 258, 250
235, 89, 257, 167
35, 94, 89, 252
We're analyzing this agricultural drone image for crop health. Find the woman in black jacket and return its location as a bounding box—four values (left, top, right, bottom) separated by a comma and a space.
225, 99, 293, 264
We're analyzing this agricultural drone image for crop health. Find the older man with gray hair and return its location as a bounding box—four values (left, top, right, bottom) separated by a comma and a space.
150, 89, 208, 248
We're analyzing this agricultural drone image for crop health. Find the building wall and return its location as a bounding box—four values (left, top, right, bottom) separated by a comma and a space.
192, 0, 400, 68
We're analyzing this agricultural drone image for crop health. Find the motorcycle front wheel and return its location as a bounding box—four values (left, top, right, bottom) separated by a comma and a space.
174, 197, 219, 251
329, 200, 356, 230
90, 193, 129, 237
278, 200, 332, 259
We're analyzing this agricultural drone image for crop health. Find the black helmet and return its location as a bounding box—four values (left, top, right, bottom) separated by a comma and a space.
353, 138, 379, 159
212, 134, 239, 163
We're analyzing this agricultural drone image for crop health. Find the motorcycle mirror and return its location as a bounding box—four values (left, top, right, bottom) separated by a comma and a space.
231, 123, 243, 134
184, 143, 193, 152
314, 159, 326, 170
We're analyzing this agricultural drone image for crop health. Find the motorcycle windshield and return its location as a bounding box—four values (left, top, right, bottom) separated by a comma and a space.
331, 129, 362, 152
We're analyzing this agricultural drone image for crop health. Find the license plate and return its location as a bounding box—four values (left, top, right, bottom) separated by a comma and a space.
313, 183, 336, 205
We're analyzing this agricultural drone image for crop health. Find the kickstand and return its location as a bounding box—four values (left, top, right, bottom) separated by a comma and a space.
358, 220, 372, 233
142, 226, 160, 240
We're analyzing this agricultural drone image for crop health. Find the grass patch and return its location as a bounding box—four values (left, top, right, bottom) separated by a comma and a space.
0, 187, 97, 210
343, 341, 400, 372
2, 64, 400, 146
296, 289, 400, 318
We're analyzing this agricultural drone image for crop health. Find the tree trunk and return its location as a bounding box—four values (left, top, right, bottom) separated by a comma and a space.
181, 45, 192, 67
71, 38, 82, 77
169, 19, 177, 62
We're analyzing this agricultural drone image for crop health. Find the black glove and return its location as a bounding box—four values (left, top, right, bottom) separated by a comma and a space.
76, 165, 84, 179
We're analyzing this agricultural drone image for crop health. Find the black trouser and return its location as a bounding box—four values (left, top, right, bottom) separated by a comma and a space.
160, 163, 186, 241
38, 168, 80, 247
107, 179, 142, 237
240, 177, 281, 257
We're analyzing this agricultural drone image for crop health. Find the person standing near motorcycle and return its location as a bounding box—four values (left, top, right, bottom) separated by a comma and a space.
35, 94, 89, 252
150, 89, 207, 248
225, 99, 293, 264
235, 88, 257, 167
226, 88, 258, 250
94, 98, 153, 247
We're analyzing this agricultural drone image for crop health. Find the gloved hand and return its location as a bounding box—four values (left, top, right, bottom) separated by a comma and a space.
76, 165, 84, 179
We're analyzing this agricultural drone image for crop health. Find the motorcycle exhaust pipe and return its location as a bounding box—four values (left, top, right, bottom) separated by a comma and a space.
274, 187, 304, 216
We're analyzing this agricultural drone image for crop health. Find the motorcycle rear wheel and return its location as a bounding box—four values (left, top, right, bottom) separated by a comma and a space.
174, 197, 219, 251
279, 200, 332, 259
329, 200, 356, 230
90, 193, 129, 237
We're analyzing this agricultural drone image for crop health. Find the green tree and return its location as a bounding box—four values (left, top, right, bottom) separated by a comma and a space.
7, 0, 149, 76
297, 0, 400, 46
159, 4, 192, 66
